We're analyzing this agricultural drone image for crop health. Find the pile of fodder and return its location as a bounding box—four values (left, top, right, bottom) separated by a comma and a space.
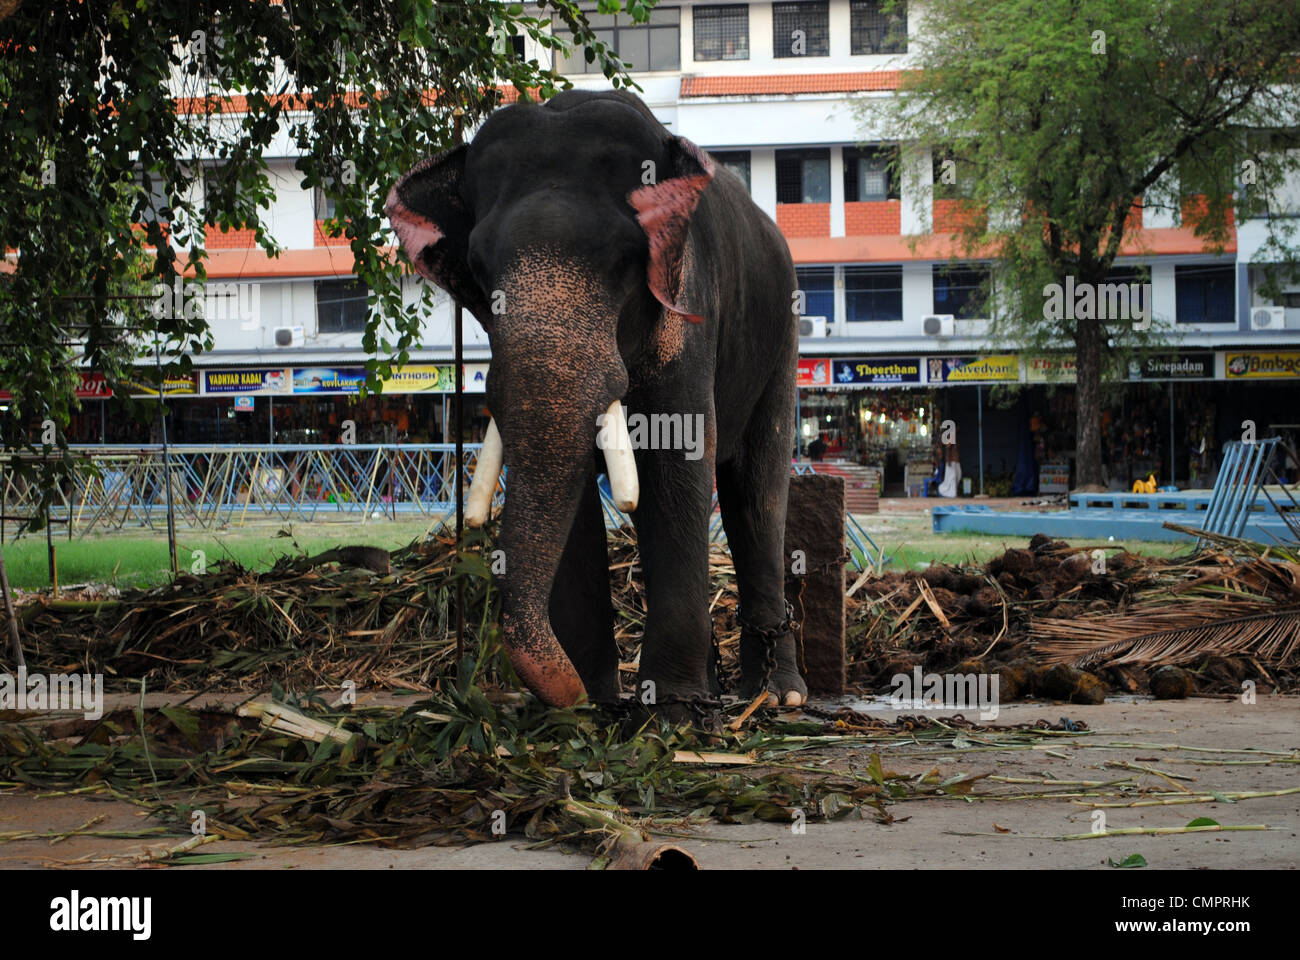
6, 535, 488, 693
847, 533, 1300, 698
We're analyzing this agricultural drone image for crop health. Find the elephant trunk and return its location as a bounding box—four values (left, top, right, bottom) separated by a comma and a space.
490, 300, 629, 707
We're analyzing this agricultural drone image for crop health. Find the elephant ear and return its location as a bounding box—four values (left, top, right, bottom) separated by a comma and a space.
385, 145, 490, 321
628, 136, 715, 324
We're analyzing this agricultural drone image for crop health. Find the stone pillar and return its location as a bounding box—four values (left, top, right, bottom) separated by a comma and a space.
783, 474, 846, 695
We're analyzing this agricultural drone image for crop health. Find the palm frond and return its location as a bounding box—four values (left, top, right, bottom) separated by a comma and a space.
1036, 607, 1300, 668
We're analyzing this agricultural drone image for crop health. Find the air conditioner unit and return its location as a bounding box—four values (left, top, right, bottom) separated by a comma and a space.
922, 314, 955, 337
799, 316, 829, 337
273, 325, 305, 347
1250, 307, 1285, 331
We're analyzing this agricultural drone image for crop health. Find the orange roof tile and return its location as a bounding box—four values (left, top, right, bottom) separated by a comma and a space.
785, 225, 1235, 265
680, 71, 907, 98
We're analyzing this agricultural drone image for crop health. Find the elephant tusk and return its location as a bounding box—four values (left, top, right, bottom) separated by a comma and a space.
600, 400, 639, 512
465, 418, 503, 527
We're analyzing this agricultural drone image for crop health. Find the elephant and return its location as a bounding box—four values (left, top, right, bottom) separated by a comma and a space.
386, 89, 805, 722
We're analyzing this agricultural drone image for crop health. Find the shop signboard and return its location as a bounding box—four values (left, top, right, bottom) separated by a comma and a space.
202, 368, 291, 395
383, 364, 456, 393
234, 395, 255, 412
122, 372, 200, 397
797, 358, 832, 387
373, 363, 490, 392
462, 363, 489, 393
831, 357, 922, 385
0, 372, 112, 400
927, 355, 1020, 384
291, 367, 368, 394
1224, 351, 1300, 379
1128, 352, 1214, 381
1025, 355, 1077, 383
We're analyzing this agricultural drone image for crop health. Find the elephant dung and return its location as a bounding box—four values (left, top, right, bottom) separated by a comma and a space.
784, 474, 846, 695
1150, 665, 1196, 699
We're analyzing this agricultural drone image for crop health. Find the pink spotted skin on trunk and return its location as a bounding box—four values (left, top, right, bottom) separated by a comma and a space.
490, 253, 625, 710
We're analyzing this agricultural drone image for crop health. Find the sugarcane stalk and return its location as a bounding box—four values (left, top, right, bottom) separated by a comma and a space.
1082, 787, 1300, 808
1056, 824, 1268, 840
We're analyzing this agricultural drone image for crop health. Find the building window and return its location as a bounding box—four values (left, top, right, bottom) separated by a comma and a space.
711, 150, 751, 192
933, 264, 990, 320
773, 2, 829, 58
202, 165, 235, 221
556, 7, 680, 73
694, 4, 748, 61
844, 146, 899, 202
850, 1, 907, 54
1175, 265, 1235, 324
845, 267, 903, 322
796, 267, 835, 319
777, 148, 831, 203
316, 279, 369, 334
133, 168, 171, 224
932, 147, 976, 199
313, 186, 337, 221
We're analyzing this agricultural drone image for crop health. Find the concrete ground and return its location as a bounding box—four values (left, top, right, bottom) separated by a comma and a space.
2, 695, 1295, 870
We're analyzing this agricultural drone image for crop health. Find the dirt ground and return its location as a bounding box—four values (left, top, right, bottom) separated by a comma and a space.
2, 694, 1295, 870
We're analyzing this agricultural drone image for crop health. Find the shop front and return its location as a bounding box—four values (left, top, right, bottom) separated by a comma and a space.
61, 362, 492, 446
797, 356, 936, 496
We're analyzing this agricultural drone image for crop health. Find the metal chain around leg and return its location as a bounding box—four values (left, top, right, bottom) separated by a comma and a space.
737, 600, 799, 699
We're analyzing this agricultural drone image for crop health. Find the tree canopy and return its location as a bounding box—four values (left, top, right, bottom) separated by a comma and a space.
860, 0, 1300, 487
0, 0, 647, 519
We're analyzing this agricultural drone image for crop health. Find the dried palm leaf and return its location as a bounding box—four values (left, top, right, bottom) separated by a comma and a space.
1038, 607, 1300, 668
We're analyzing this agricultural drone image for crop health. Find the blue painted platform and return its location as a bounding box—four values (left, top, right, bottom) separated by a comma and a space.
931, 504, 1296, 543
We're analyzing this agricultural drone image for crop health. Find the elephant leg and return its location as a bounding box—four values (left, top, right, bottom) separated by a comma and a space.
546, 463, 620, 704
631, 430, 715, 723
716, 385, 806, 707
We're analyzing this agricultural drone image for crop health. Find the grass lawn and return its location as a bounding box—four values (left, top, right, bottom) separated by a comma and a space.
853, 513, 1191, 570
0, 520, 438, 591
0, 512, 1194, 591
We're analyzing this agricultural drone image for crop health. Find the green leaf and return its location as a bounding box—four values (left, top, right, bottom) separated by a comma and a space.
1107, 853, 1148, 869
159, 706, 201, 749
1185, 817, 1220, 828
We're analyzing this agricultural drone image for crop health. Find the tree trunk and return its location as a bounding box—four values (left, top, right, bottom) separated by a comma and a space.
1074, 315, 1106, 490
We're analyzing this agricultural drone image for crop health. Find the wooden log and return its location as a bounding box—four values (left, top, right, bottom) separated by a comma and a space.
783, 474, 846, 695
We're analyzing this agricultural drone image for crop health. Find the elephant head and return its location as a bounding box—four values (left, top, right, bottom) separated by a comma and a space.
385, 91, 716, 707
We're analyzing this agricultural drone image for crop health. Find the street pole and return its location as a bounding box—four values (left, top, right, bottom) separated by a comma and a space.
1169, 379, 1175, 486
453, 109, 466, 663
977, 384, 984, 496
154, 334, 178, 578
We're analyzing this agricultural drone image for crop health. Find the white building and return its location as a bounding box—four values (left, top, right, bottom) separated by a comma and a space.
93, 2, 1299, 492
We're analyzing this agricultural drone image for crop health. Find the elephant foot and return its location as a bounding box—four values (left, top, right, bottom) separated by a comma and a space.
616, 697, 722, 736
737, 607, 808, 709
